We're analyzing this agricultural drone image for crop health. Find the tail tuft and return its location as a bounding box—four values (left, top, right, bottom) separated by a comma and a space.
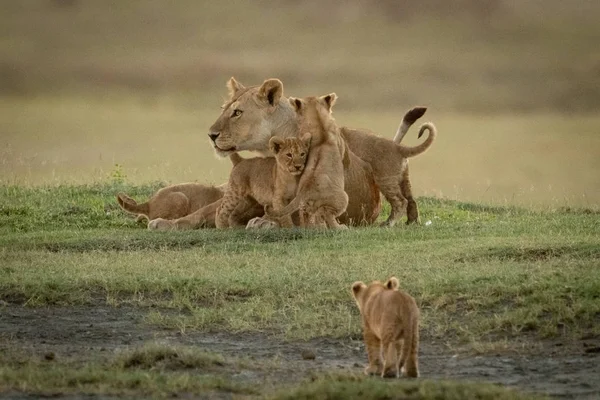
403, 107, 427, 126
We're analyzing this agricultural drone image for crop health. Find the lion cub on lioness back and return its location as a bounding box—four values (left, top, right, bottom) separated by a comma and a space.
215, 135, 310, 228
352, 277, 420, 378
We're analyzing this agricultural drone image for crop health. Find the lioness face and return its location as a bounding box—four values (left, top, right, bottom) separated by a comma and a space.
208, 78, 284, 157
269, 135, 311, 176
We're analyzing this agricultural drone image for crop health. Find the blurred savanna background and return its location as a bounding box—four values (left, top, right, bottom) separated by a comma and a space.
1, 0, 599, 207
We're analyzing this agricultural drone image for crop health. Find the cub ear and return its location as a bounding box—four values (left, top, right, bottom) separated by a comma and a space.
351, 281, 366, 298
319, 93, 337, 112
385, 277, 399, 290
289, 97, 303, 113
227, 77, 245, 98
269, 136, 285, 155
259, 78, 284, 106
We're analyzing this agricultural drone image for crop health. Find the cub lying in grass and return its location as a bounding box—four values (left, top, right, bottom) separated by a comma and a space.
215, 135, 311, 228
117, 183, 226, 224
351, 276, 420, 378
265, 93, 349, 229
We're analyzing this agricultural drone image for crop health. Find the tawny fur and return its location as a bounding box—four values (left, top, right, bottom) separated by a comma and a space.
342, 121, 436, 227
215, 136, 310, 228
117, 183, 226, 225
265, 94, 349, 229
148, 77, 427, 230
351, 277, 420, 378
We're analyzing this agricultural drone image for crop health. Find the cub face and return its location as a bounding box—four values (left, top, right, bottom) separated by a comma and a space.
269, 135, 311, 176
351, 276, 399, 312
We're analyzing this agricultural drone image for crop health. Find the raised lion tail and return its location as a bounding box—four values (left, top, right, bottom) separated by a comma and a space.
392, 106, 427, 144
117, 193, 150, 217
396, 122, 437, 158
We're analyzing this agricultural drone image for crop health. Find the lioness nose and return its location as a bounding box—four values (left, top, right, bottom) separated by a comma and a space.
295, 165, 301, 170
208, 132, 220, 142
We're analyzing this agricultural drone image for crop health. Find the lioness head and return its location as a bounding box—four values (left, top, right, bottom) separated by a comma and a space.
351, 277, 399, 312
269, 135, 311, 176
208, 77, 294, 157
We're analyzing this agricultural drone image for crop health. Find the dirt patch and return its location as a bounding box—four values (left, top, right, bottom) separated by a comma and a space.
1, 305, 599, 399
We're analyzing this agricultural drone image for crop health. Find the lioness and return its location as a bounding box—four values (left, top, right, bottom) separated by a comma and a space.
265, 94, 349, 229
216, 135, 310, 228
351, 276, 420, 378
117, 183, 226, 224
148, 78, 427, 231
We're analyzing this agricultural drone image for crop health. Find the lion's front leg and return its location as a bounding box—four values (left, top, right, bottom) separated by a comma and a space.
272, 194, 294, 228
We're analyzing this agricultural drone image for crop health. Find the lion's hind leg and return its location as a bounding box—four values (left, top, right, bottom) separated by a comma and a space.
160, 192, 191, 220
401, 166, 420, 225
401, 322, 420, 378
380, 339, 400, 378
378, 175, 408, 228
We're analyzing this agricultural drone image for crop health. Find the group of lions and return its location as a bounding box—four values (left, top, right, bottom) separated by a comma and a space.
118, 77, 436, 230
117, 77, 429, 377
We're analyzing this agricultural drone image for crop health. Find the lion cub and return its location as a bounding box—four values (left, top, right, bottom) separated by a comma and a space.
265, 94, 349, 229
351, 277, 420, 378
117, 183, 226, 224
215, 135, 310, 228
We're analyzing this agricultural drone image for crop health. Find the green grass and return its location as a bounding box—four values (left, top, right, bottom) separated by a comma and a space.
0, 344, 543, 399
0, 344, 258, 398
1, 184, 599, 343
272, 375, 546, 400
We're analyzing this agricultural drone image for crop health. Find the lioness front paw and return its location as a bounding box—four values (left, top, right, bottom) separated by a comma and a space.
147, 218, 175, 231
245, 217, 278, 230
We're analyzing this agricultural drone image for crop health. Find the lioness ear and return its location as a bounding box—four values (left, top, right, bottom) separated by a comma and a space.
269, 136, 285, 154
259, 78, 283, 107
351, 281, 366, 298
227, 77, 245, 98
320, 93, 337, 112
385, 277, 399, 290
289, 97, 303, 113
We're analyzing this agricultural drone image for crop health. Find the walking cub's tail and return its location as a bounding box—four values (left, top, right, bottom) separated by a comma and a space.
117, 193, 150, 217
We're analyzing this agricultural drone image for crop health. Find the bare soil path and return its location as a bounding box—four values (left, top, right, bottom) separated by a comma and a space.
1, 306, 599, 399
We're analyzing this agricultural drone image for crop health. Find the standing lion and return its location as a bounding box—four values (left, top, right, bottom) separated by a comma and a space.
351, 276, 420, 378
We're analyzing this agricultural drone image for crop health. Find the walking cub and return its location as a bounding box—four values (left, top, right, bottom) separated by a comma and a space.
351, 277, 420, 378
215, 135, 310, 228
265, 93, 349, 228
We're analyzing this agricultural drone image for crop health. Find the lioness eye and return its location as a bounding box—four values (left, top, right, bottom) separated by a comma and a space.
232, 109, 242, 117
300, 153, 306, 157
286, 153, 292, 158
